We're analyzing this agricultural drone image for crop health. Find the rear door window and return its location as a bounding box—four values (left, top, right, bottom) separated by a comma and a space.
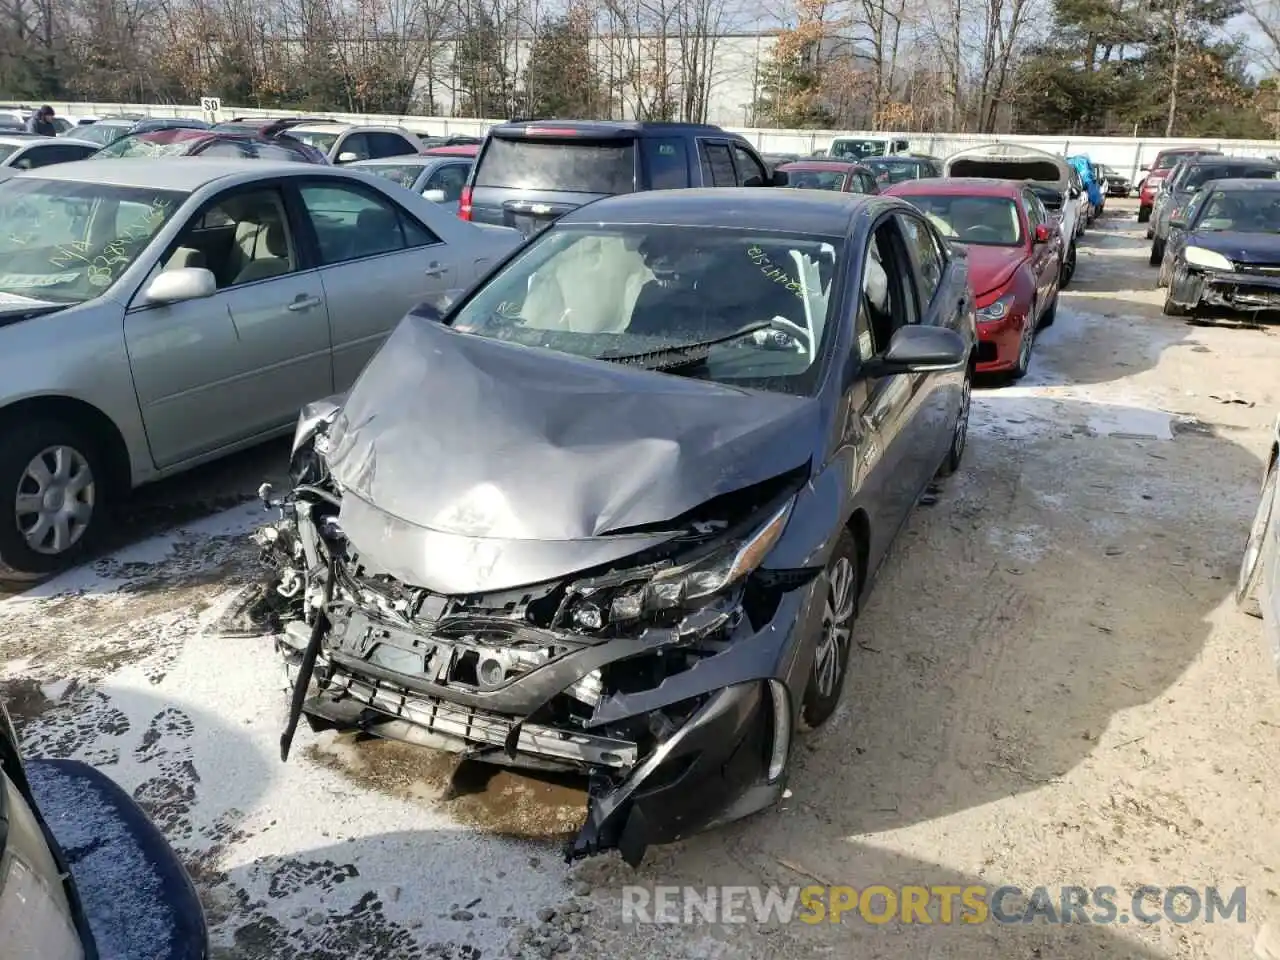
699, 141, 737, 187
643, 138, 688, 190
475, 137, 636, 194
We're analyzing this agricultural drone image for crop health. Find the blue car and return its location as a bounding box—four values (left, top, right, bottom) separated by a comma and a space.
1068, 155, 1104, 223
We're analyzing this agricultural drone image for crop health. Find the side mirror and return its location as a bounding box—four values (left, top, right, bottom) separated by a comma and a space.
336, 151, 359, 164
422, 188, 447, 203
1033, 224, 1052, 244
771, 170, 790, 187
1069, 186, 1081, 199
1169, 217, 1186, 229
861, 326, 967, 377
144, 267, 216, 304
743, 174, 764, 187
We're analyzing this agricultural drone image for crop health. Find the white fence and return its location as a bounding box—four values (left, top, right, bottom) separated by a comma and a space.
47, 100, 1280, 182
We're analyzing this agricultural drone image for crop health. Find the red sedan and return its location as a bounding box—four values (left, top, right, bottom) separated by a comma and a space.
773, 160, 880, 194
886, 178, 1063, 379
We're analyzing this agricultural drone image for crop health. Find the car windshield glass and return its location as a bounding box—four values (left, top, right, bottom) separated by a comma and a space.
93, 134, 195, 159
1193, 190, 1280, 233
448, 224, 842, 396
73, 124, 128, 146
0, 178, 185, 303
476, 137, 635, 194
0, 145, 18, 163
902, 195, 1023, 246
290, 131, 340, 152
360, 163, 424, 189
865, 159, 922, 183
781, 169, 847, 191
830, 139, 886, 160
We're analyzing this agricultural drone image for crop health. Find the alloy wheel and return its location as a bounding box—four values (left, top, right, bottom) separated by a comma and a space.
15, 445, 96, 556
812, 557, 856, 698
953, 374, 971, 462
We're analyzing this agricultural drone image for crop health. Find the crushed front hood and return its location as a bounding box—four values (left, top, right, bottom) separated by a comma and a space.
325, 313, 819, 592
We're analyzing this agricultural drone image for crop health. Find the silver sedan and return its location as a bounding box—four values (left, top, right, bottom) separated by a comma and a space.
0, 158, 522, 577
350, 154, 474, 210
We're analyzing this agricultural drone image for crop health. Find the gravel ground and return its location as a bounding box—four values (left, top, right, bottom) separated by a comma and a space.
3, 200, 1279, 960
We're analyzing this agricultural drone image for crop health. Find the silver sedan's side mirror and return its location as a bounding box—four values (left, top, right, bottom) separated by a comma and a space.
423, 188, 447, 203
145, 267, 216, 304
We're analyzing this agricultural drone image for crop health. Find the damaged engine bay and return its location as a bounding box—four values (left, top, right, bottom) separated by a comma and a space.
247, 389, 825, 866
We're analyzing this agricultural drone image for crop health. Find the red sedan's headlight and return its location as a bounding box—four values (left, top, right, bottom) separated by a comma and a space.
976, 294, 1015, 322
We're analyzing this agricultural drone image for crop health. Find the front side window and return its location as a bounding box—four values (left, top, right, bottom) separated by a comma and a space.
0, 178, 185, 302
901, 194, 1023, 246
731, 144, 768, 186
1192, 189, 1280, 233
298, 183, 438, 264
368, 132, 417, 159
423, 163, 470, 202
167, 188, 297, 288
363, 163, 427, 190
449, 224, 843, 397
896, 214, 944, 306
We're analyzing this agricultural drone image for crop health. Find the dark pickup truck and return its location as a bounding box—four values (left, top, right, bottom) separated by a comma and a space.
460, 120, 776, 236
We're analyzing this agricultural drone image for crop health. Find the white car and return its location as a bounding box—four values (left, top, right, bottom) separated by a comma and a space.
0, 158, 521, 576
283, 123, 425, 165
0, 135, 100, 169
1237, 413, 1280, 679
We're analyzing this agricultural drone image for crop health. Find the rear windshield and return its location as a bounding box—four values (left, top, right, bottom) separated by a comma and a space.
1186, 165, 1278, 188
476, 137, 635, 194
949, 158, 1062, 183
830, 139, 887, 160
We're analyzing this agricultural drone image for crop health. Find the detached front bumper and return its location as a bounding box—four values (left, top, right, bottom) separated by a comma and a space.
1170, 267, 1280, 312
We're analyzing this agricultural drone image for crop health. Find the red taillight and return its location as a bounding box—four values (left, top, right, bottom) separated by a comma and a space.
459, 185, 473, 221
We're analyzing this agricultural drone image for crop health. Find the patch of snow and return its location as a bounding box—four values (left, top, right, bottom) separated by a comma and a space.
986, 525, 1051, 563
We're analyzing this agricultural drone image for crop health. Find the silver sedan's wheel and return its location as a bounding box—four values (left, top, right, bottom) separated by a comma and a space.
1237, 460, 1276, 618
16, 445, 96, 556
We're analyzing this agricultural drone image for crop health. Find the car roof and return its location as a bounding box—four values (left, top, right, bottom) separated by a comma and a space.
886, 176, 1024, 198
777, 160, 865, 172
557, 187, 866, 235
490, 119, 726, 138
12, 157, 309, 191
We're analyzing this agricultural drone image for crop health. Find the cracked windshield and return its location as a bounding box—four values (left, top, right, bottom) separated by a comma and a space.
0, 179, 182, 302
450, 224, 840, 394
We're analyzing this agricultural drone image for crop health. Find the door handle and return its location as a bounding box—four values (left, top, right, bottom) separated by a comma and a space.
424, 262, 447, 278
287, 295, 322, 312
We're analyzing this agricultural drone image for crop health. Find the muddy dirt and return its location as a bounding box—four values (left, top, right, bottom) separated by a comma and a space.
2, 201, 1279, 960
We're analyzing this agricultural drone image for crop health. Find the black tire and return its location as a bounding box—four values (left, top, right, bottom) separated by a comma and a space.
1061, 244, 1076, 288
937, 369, 971, 477
0, 419, 108, 578
1138, 205, 1151, 224
1010, 311, 1034, 381
1162, 289, 1191, 317
1149, 239, 1164, 266
800, 530, 860, 731
1237, 459, 1276, 619
1038, 289, 1059, 329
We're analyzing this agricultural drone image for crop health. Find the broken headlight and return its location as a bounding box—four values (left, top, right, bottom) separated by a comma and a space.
563, 498, 795, 632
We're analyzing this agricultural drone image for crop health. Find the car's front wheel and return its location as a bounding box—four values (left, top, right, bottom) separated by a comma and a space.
937, 368, 971, 477
1061, 244, 1077, 287
1138, 205, 1151, 224
1237, 458, 1277, 619
800, 530, 860, 730
0, 420, 106, 578
1149, 238, 1165, 266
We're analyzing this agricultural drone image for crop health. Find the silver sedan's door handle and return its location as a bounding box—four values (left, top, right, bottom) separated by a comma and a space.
424, 261, 448, 278
287, 295, 323, 312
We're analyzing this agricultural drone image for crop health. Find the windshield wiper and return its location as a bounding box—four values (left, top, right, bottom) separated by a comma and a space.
597, 321, 775, 371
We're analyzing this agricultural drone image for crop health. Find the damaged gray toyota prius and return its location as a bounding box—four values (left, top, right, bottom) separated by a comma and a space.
237, 188, 976, 866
